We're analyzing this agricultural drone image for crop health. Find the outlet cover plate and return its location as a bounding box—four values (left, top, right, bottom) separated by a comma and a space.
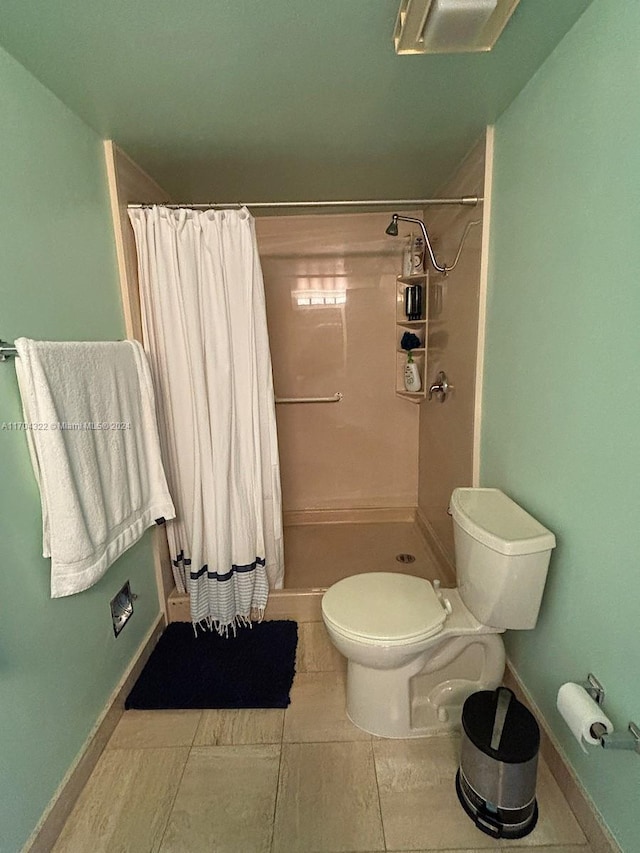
110, 581, 134, 637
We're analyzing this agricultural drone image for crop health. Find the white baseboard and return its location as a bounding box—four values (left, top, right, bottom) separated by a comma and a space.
23, 614, 165, 853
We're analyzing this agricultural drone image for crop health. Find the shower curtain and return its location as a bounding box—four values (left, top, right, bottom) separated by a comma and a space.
128, 206, 284, 632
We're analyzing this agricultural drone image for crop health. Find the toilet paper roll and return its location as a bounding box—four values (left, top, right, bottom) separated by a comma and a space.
557, 682, 613, 753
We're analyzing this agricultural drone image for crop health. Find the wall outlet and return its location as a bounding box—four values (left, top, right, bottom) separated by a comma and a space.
110, 581, 135, 637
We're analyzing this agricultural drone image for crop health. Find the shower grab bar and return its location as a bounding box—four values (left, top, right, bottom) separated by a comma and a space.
275, 392, 343, 404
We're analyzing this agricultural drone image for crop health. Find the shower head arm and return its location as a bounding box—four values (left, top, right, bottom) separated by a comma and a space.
392, 214, 446, 273
390, 214, 480, 275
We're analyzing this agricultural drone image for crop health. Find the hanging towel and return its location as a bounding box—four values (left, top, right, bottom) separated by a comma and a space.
14, 338, 175, 597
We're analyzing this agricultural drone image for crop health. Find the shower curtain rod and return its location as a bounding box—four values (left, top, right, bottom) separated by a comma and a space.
128, 196, 482, 210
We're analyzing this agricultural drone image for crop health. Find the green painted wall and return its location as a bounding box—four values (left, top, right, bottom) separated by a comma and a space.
483, 0, 640, 849
0, 46, 159, 853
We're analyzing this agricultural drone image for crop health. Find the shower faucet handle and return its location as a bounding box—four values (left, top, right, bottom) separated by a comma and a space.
428, 371, 451, 402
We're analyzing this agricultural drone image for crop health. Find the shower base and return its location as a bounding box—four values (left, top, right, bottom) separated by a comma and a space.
166, 508, 451, 624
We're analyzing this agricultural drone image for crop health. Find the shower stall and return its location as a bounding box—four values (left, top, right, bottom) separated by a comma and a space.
105, 132, 491, 627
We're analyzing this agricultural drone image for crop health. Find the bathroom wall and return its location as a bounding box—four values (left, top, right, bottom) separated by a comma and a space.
483, 0, 640, 848
0, 46, 160, 852
256, 213, 419, 513
417, 137, 488, 560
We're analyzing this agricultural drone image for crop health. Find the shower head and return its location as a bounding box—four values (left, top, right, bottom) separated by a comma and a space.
385, 215, 399, 237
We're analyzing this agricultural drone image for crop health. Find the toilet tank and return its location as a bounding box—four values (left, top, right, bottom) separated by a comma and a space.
450, 488, 556, 630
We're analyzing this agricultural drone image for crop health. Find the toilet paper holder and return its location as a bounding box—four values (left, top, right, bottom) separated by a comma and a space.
581, 673, 605, 706
582, 673, 640, 754
591, 721, 640, 753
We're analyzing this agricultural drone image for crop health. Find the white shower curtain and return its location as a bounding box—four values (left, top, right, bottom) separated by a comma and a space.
128, 206, 284, 632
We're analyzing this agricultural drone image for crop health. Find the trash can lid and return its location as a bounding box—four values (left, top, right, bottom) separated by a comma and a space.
462, 688, 540, 764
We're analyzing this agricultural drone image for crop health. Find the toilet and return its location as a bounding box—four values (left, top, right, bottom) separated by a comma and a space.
321, 488, 556, 738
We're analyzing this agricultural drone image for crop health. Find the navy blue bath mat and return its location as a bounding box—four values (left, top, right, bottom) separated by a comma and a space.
125, 620, 298, 710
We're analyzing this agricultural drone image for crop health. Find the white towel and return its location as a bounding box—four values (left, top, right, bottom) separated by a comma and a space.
14, 338, 175, 597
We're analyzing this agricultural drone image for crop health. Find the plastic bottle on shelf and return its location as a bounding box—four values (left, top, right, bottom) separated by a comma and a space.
412, 237, 425, 274
404, 351, 422, 392
404, 284, 414, 319
405, 283, 423, 320
402, 236, 413, 276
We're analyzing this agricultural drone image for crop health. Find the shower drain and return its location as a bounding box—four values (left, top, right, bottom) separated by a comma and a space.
396, 553, 416, 563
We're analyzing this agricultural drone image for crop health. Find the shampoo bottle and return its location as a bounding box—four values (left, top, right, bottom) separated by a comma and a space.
402, 236, 413, 276
404, 351, 421, 392
412, 237, 425, 274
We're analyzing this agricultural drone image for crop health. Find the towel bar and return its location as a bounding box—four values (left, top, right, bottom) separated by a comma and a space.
0, 340, 17, 361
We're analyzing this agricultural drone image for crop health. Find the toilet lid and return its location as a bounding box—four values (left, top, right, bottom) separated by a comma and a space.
322, 573, 447, 642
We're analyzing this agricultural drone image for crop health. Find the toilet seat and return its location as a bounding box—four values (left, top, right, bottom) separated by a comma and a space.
321, 572, 447, 645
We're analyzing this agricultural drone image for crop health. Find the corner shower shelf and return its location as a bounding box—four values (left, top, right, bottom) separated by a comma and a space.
395, 273, 428, 402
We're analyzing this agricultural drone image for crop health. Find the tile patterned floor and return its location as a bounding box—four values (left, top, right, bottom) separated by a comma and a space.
53, 628, 592, 853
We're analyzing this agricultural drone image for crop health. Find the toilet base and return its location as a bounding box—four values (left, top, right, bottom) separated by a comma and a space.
345, 634, 506, 738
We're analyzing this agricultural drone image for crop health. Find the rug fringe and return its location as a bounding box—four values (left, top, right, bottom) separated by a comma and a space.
192, 610, 265, 638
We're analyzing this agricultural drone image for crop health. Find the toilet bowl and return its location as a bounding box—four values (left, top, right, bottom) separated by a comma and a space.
321, 488, 556, 738
323, 575, 506, 737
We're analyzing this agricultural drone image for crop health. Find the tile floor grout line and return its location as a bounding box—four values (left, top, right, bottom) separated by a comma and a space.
189, 710, 204, 748
369, 738, 388, 853
282, 737, 373, 745
268, 713, 287, 853
104, 743, 198, 753
153, 743, 193, 853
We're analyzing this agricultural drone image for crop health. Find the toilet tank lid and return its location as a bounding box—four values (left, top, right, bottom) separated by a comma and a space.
450, 488, 556, 557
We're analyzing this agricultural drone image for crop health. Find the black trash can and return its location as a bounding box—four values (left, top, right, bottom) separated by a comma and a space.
456, 686, 540, 839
